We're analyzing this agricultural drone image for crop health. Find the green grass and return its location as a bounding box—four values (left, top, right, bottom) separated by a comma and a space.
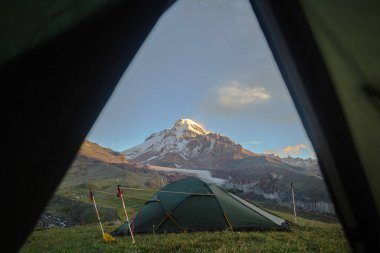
255, 202, 339, 223
43, 167, 164, 225
21, 212, 350, 253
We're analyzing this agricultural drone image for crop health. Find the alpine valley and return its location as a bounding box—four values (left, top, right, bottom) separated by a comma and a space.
39, 119, 334, 229
122, 119, 334, 214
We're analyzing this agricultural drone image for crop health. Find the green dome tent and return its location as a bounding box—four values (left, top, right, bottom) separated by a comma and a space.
112, 178, 287, 235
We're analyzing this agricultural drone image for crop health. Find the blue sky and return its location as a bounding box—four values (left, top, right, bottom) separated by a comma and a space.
87, 0, 315, 158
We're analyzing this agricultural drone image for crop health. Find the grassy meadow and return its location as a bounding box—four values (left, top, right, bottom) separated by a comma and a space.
21, 210, 350, 253
22, 156, 350, 252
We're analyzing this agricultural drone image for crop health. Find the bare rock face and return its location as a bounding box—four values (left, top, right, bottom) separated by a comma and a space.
266, 154, 321, 176
122, 119, 257, 169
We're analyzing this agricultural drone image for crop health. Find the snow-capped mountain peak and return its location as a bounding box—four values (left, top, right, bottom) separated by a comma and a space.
122, 119, 256, 168
173, 119, 209, 137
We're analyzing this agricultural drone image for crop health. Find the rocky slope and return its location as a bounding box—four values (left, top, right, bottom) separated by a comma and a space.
216, 156, 333, 213
266, 154, 321, 176
78, 140, 129, 164
123, 119, 257, 169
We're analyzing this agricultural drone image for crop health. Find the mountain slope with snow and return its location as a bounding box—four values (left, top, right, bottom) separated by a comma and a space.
121, 119, 332, 213
122, 119, 257, 169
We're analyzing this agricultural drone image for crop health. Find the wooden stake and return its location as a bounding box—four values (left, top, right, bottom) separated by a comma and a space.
90, 192, 105, 236
118, 186, 135, 244
291, 182, 297, 224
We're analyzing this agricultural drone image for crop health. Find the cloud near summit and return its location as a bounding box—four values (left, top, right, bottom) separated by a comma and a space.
202, 81, 271, 114
264, 144, 315, 158
219, 83, 270, 107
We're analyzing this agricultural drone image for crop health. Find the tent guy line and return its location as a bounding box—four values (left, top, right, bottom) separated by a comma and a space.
119, 187, 216, 196
92, 188, 215, 198
92, 190, 150, 201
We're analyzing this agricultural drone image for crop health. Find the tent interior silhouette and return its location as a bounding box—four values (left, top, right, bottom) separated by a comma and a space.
1, 0, 379, 252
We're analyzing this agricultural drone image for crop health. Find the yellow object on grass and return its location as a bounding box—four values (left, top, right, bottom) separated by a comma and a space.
103, 233, 116, 243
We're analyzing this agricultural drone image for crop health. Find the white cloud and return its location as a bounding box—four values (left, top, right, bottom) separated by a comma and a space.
217, 81, 271, 109
200, 80, 299, 123
283, 144, 308, 156
264, 144, 315, 158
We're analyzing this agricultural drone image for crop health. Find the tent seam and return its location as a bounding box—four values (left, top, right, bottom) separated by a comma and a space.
227, 191, 284, 226
203, 183, 235, 231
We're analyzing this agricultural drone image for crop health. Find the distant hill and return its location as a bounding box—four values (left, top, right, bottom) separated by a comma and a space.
38, 130, 334, 230
266, 154, 321, 176
38, 140, 187, 229
62, 140, 186, 187
77, 140, 129, 164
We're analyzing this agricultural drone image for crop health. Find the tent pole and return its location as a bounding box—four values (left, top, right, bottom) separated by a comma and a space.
291, 182, 297, 224
166, 214, 186, 232
223, 212, 234, 232
89, 188, 105, 236
93, 196, 105, 235
118, 186, 135, 244
132, 208, 135, 234
89, 188, 116, 243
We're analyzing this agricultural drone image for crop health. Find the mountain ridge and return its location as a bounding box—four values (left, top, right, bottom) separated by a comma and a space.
119, 119, 332, 213
77, 140, 129, 164
122, 119, 258, 169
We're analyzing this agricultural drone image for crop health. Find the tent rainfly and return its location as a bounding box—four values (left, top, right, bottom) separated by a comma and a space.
112, 178, 287, 235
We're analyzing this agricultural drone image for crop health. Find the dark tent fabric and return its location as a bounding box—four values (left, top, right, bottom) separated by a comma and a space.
250, 1, 380, 251
0, 1, 174, 252
112, 178, 287, 235
2, 0, 380, 252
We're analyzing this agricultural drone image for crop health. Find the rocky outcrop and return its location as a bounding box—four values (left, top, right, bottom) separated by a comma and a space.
266, 154, 321, 176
